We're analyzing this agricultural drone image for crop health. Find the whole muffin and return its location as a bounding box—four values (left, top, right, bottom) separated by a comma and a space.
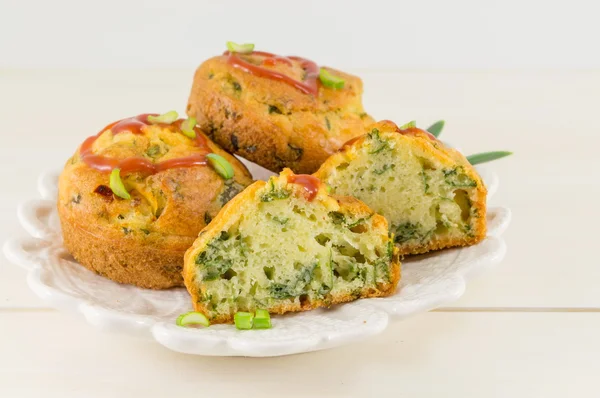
186, 47, 374, 174
58, 113, 253, 289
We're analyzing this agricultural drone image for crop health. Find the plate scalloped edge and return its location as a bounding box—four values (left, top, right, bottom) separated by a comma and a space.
3, 167, 510, 357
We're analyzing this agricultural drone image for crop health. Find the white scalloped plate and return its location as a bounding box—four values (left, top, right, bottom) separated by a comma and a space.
3, 164, 510, 357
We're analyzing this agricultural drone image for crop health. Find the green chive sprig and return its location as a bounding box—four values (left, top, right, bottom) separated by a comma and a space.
467, 151, 513, 165
427, 120, 445, 137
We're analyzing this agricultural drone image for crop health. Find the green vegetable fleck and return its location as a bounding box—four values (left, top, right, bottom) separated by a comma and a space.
207, 153, 234, 180
181, 117, 197, 138
147, 110, 178, 124
253, 309, 272, 329
176, 311, 210, 327
109, 168, 130, 200
226, 41, 255, 54
319, 68, 345, 89
398, 120, 416, 129
234, 312, 254, 330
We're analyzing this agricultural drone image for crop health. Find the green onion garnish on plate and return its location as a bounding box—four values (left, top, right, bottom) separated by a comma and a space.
226, 41, 255, 54
176, 311, 210, 327
147, 111, 179, 124
253, 309, 272, 329
319, 68, 345, 89
206, 153, 234, 180
234, 312, 254, 330
109, 168, 130, 200
426, 120, 445, 137
181, 117, 197, 139
466, 151, 513, 165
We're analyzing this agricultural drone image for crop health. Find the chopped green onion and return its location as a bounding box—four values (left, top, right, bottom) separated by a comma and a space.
181, 117, 197, 139
226, 41, 255, 54
427, 120, 445, 137
253, 309, 272, 329
176, 311, 210, 327
319, 68, 345, 89
147, 110, 179, 124
234, 312, 254, 330
206, 153, 234, 180
109, 168, 130, 200
466, 151, 513, 165
398, 120, 416, 130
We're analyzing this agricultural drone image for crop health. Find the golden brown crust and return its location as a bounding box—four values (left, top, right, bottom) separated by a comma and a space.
59, 214, 189, 289
314, 120, 487, 256
58, 123, 253, 289
186, 54, 374, 174
183, 169, 401, 323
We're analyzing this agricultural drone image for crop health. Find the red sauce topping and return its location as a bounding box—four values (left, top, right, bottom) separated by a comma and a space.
340, 121, 438, 150
379, 120, 438, 141
287, 174, 321, 201
340, 135, 364, 151
225, 51, 320, 96
79, 114, 211, 174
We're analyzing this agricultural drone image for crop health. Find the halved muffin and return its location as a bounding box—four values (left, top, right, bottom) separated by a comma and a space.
58, 113, 253, 289
183, 169, 400, 323
186, 48, 374, 174
314, 120, 487, 256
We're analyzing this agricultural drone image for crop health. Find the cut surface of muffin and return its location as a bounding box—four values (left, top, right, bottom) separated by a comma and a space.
314, 120, 487, 256
183, 169, 400, 323
186, 49, 374, 174
58, 113, 253, 289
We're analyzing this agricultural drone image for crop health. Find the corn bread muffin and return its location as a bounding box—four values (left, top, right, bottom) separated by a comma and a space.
58, 113, 253, 289
183, 169, 400, 323
314, 120, 487, 256
186, 47, 374, 174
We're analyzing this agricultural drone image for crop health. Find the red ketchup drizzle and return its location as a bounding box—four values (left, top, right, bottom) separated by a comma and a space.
340, 121, 438, 150
340, 135, 364, 151
287, 174, 321, 201
79, 114, 210, 174
225, 51, 319, 96
378, 120, 438, 141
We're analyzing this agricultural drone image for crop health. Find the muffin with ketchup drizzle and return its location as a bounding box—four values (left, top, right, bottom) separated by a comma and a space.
58, 111, 253, 289
186, 42, 374, 174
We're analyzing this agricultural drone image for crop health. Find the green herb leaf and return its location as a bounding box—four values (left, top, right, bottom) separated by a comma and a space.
234, 312, 254, 330
319, 68, 345, 89
466, 151, 513, 165
147, 110, 179, 124
398, 120, 416, 130
176, 311, 210, 327
427, 120, 445, 137
109, 168, 130, 200
226, 41, 255, 54
206, 153, 234, 180
181, 117, 197, 138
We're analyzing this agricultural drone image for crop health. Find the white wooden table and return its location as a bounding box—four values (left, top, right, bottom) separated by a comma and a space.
1, 70, 598, 397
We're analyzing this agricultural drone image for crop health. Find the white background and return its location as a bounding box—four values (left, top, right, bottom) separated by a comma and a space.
1, 0, 599, 70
